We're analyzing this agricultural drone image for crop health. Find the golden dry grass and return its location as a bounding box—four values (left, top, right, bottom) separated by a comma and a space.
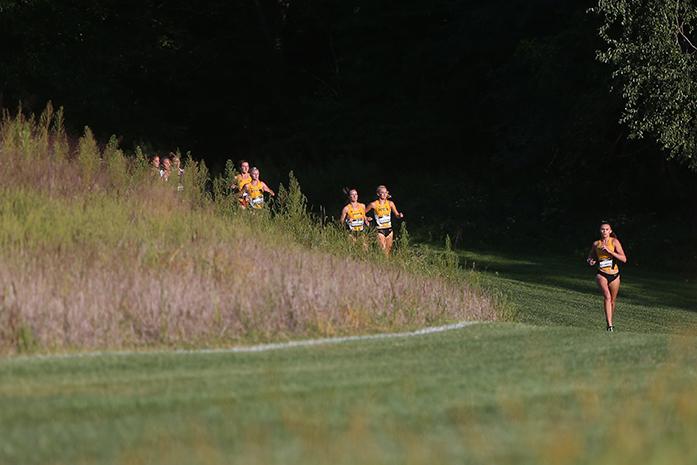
0, 105, 497, 354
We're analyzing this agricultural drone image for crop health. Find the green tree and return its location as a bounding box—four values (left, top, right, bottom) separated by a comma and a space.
592, 0, 697, 169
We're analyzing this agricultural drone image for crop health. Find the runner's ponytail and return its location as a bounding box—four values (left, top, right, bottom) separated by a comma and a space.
343, 187, 358, 201
376, 185, 392, 199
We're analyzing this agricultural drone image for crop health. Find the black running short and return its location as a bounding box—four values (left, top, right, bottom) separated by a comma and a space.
377, 228, 393, 237
597, 271, 620, 283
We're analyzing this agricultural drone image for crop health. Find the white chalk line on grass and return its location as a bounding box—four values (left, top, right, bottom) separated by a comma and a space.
10, 320, 483, 362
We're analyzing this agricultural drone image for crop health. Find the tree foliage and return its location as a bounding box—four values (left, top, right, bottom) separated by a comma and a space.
592, 0, 697, 169
2, 0, 696, 254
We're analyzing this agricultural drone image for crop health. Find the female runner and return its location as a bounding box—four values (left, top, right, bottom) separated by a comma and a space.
340, 188, 371, 241
150, 154, 161, 176
365, 185, 403, 255
243, 167, 275, 209
171, 153, 184, 191
586, 222, 627, 332
233, 160, 252, 207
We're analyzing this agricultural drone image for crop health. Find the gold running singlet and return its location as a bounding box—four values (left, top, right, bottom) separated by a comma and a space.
236, 173, 252, 191
236, 173, 252, 206
596, 238, 619, 275
248, 181, 265, 209
345, 204, 366, 231
373, 200, 392, 230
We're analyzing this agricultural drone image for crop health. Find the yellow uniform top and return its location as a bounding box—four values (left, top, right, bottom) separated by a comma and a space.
373, 200, 392, 229
596, 238, 619, 274
345, 203, 366, 231
236, 173, 252, 192
248, 181, 265, 209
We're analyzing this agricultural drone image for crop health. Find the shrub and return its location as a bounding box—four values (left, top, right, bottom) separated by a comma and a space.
77, 126, 100, 187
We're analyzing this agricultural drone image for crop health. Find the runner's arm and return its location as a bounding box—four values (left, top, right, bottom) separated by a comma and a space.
608, 239, 627, 264
361, 203, 372, 222
365, 202, 374, 215
390, 201, 404, 218
586, 243, 597, 266
238, 183, 250, 208
340, 206, 348, 224
262, 182, 275, 196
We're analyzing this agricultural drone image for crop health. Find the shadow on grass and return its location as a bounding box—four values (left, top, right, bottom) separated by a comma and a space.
458, 249, 697, 314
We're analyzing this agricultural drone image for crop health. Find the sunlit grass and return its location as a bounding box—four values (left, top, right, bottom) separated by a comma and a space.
0, 105, 496, 354
456, 248, 697, 333
1, 324, 696, 465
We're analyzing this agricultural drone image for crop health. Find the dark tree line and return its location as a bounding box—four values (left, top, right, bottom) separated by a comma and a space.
1, 0, 695, 265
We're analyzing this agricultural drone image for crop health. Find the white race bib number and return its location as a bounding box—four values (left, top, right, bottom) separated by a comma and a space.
250, 196, 264, 207
349, 219, 364, 229
599, 259, 613, 269
376, 215, 391, 227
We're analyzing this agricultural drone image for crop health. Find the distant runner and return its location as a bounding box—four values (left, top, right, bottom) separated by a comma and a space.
586, 221, 627, 332
340, 188, 371, 241
243, 167, 275, 209
365, 185, 403, 255
171, 153, 184, 191
233, 160, 252, 207
160, 155, 172, 181
150, 154, 161, 176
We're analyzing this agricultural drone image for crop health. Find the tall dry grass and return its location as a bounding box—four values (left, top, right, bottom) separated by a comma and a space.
0, 105, 497, 354
0, 238, 493, 352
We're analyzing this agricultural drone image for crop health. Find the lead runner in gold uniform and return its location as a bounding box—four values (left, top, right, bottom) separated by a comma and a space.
586, 222, 627, 332
243, 167, 275, 209
365, 185, 403, 256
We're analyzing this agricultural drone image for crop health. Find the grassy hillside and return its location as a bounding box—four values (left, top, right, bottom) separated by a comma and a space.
0, 107, 496, 354
1, 259, 696, 464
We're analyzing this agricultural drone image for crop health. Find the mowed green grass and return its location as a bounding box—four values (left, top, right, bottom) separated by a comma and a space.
459, 249, 697, 332
1, 251, 696, 465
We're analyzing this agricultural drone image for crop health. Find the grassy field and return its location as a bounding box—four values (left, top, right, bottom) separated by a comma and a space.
2, 107, 696, 463
1, 250, 696, 465
458, 248, 696, 332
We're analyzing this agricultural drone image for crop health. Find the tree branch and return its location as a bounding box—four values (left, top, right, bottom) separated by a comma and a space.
678, 26, 697, 52
673, 0, 697, 52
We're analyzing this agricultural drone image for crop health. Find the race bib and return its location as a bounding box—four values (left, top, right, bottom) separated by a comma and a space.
349, 219, 364, 230
250, 196, 264, 208
599, 259, 613, 269
376, 215, 391, 227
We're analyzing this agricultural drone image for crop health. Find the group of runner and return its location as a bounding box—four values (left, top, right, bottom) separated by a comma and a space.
339, 186, 404, 255
192, 160, 629, 331
151, 153, 185, 190
231, 160, 275, 210
229, 161, 404, 255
